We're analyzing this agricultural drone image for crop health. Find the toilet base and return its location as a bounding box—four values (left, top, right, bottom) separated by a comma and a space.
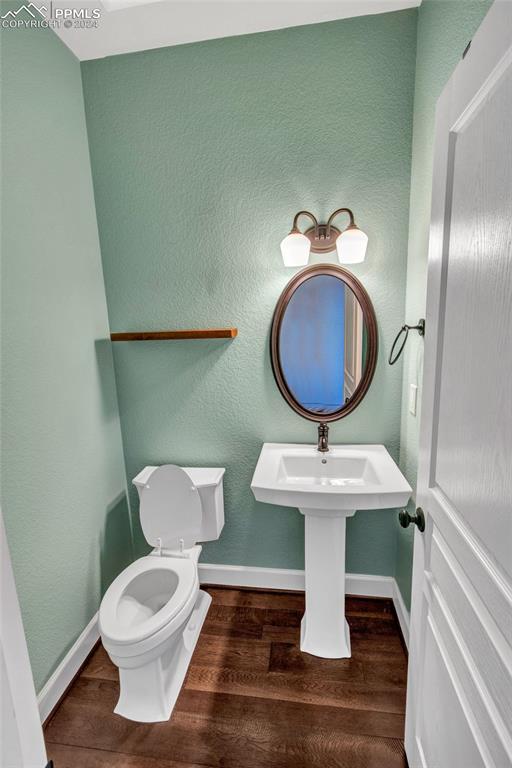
114, 589, 212, 723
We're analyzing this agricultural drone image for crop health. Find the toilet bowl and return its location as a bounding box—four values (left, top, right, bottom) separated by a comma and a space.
99, 463, 225, 723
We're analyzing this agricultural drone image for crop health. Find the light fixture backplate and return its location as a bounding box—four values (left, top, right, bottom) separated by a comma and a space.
305, 225, 341, 254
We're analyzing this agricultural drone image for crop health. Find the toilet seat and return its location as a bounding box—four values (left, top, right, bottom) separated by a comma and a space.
100, 556, 197, 648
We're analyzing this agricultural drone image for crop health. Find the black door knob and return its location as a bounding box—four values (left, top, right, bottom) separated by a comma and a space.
398, 507, 425, 533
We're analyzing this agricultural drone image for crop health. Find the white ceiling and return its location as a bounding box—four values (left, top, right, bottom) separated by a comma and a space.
45, 0, 420, 61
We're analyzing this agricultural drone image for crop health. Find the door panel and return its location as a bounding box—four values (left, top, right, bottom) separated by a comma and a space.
427, 594, 508, 768
430, 533, 512, 717
429, 488, 512, 644
406, 4, 512, 766
418, 619, 486, 768
430, 533, 512, 755
435, 62, 512, 578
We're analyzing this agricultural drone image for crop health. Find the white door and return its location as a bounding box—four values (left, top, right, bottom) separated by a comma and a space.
405, 3, 512, 766
0, 511, 47, 768
343, 286, 363, 402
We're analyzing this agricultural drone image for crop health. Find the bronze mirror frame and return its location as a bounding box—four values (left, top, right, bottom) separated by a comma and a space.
270, 264, 378, 422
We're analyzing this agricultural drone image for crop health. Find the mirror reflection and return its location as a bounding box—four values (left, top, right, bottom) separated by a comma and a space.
278, 274, 368, 415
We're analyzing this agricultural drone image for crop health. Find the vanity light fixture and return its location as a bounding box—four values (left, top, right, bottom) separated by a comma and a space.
281, 208, 368, 267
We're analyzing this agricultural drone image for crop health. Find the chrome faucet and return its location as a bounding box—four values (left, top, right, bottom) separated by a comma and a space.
317, 423, 329, 453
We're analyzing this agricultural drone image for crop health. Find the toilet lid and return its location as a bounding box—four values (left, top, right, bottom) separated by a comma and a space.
139, 464, 202, 549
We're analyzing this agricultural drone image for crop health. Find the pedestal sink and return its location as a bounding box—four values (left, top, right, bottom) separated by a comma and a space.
251, 443, 411, 659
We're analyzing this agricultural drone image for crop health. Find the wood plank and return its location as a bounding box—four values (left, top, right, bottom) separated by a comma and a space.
363, 659, 408, 688
349, 634, 407, 662
348, 615, 400, 636
45, 682, 406, 767
81, 645, 118, 682
185, 666, 406, 714
261, 625, 406, 657
262, 607, 303, 627
201, 604, 265, 639
269, 642, 364, 681
269, 642, 407, 687
345, 596, 396, 618
261, 618, 400, 644
191, 633, 271, 671
203, 587, 396, 618
203, 586, 305, 611
261, 624, 301, 643
110, 328, 237, 341
46, 743, 211, 768
205, 601, 305, 630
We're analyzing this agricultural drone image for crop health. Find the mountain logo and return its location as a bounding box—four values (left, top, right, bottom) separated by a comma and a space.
1, 3, 48, 19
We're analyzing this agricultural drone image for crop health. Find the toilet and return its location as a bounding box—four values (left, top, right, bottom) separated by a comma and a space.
99, 463, 225, 723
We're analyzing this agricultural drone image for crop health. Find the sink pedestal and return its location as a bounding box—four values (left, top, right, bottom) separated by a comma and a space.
300, 508, 356, 659
252, 444, 412, 660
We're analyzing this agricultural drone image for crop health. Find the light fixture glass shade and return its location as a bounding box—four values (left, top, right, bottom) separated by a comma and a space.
336, 226, 368, 264
280, 232, 310, 267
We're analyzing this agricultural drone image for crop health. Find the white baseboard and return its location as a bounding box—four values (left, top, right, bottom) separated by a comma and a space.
392, 579, 410, 648
198, 562, 395, 597
37, 611, 99, 724
199, 563, 409, 648
199, 562, 306, 591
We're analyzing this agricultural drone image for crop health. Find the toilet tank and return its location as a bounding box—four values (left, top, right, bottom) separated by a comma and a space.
183, 467, 225, 542
132, 465, 225, 543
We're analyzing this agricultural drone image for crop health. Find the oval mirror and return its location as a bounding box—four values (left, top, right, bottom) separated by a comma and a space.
270, 265, 378, 421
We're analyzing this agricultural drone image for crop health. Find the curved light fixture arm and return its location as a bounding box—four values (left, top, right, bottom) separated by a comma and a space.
291, 210, 319, 233
326, 207, 355, 236
280, 205, 366, 264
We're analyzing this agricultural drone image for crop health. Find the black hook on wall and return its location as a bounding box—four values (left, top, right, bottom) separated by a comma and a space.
388, 319, 425, 365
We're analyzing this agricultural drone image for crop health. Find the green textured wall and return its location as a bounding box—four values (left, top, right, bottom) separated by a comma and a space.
0, 14, 130, 690
396, 0, 492, 609
82, 10, 417, 576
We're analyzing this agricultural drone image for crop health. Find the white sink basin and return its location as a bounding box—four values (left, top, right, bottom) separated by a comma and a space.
251, 443, 411, 512
251, 443, 411, 660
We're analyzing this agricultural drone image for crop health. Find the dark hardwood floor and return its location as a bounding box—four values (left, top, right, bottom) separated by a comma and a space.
44, 587, 408, 768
